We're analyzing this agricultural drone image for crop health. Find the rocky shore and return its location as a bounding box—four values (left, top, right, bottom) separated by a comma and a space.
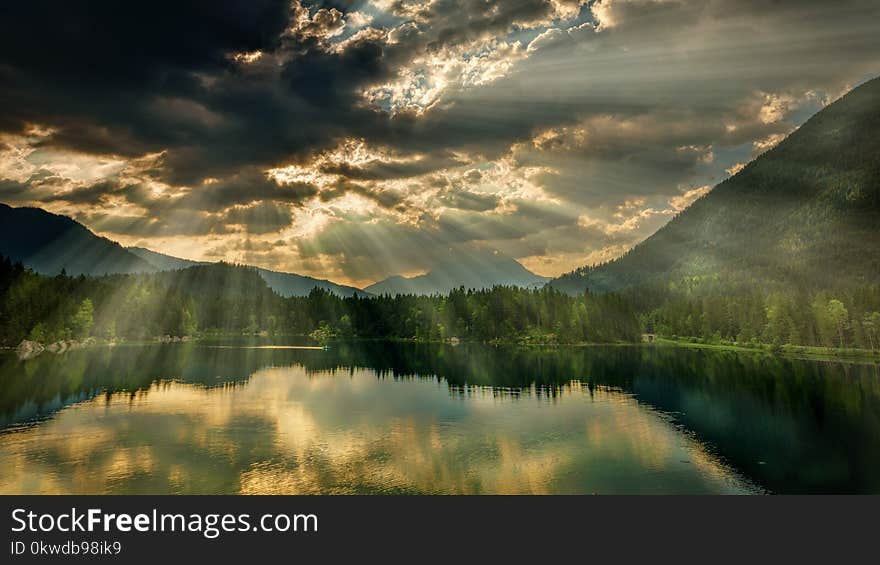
14, 335, 194, 360
15, 337, 97, 360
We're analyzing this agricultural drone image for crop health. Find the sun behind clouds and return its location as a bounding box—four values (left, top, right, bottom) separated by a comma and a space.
1, 0, 878, 286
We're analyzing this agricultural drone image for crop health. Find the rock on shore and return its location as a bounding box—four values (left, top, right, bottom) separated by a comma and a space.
16, 340, 44, 360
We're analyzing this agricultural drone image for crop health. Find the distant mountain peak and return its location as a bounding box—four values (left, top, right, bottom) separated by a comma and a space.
365, 248, 549, 296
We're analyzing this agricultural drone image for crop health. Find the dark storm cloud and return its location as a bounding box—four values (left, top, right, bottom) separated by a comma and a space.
35, 169, 314, 212
40, 180, 128, 206
0, 1, 584, 186
0, 1, 292, 145
0, 0, 393, 185
223, 202, 294, 234
2, 0, 880, 282
77, 199, 295, 238
434, 189, 500, 212
281, 30, 391, 108
404, 0, 880, 156
172, 170, 318, 211
319, 152, 465, 180
76, 210, 233, 238
32, 170, 305, 236
2, 0, 879, 184
0, 179, 30, 204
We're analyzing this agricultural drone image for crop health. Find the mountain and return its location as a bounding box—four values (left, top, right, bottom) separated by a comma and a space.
0, 204, 367, 297
253, 266, 368, 298
365, 248, 550, 295
550, 76, 880, 295
126, 246, 202, 271
128, 246, 368, 298
152, 262, 278, 301
0, 204, 156, 276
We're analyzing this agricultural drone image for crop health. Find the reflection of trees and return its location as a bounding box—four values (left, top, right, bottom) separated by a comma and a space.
0, 343, 253, 425
2, 341, 880, 493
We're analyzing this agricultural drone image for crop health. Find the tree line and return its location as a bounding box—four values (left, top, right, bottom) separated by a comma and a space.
0, 257, 641, 346
629, 275, 880, 350
2, 254, 878, 351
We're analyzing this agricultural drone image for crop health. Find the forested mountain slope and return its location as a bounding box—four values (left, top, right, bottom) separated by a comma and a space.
551, 76, 880, 295
0, 204, 156, 276
0, 207, 365, 298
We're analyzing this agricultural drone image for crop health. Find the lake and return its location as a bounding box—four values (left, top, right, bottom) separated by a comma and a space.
1, 340, 878, 494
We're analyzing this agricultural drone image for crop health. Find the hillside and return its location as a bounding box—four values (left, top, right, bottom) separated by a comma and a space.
366, 248, 550, 296
0, 206, 366, 298
551, 76, 880, 295
127, 247, 203, 271
0, 204, 156, 276
129, 246, 368, 298
251, 267, 367, 298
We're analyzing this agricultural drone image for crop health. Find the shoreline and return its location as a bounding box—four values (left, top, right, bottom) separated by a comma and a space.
651, 337, 880, 362
5, 333, 879, 364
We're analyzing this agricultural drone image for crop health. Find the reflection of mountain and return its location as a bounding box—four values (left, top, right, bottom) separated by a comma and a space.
0, 362, 753, 495
365, 248, 550, 295
0, 343, 756, 495
2, 341, 878, 493
129, 246, 368, 298
551, 77, 880, 294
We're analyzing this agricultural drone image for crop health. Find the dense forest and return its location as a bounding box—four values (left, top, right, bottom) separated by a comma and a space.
0, 256, 641, 347
625, 276, 880, 350
543, 75, 880, 352
2, 253, 880, 351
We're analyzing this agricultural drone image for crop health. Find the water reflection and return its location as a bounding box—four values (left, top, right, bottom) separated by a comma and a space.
0, 367, 754, 494
0, 340, 878, 493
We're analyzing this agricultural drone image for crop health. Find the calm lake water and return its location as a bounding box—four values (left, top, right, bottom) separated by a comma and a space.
1, 340, 878, 494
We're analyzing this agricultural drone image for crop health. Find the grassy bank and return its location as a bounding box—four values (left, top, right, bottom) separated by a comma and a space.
653, 337, 880, 362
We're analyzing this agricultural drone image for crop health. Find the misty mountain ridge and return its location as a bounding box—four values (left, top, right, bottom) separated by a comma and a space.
0, 204, 547, 298
0, 203, 155, 276
0, 204, 365, 297
366, 248, 550, 295
127, 247, 367, 298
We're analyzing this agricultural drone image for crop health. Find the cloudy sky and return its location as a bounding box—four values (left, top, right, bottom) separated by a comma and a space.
1, 0, 879, 287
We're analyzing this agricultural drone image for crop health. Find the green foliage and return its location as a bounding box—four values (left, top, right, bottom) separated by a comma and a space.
70, 299, 94, 339
309, 321, 337, 344
863, 311, 880, 350
182, 305, 198, 336
629, 274, 880, 350
0, 257, 640, 346
826, 299, 849, 348
547, 78, 880, 352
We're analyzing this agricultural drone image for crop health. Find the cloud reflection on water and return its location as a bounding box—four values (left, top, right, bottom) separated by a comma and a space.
0, 365, 758, 494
